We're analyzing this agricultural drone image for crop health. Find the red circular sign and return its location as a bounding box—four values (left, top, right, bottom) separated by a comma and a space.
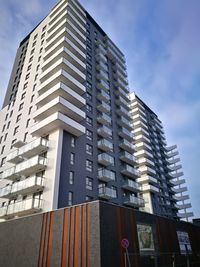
121, 238, 129, 248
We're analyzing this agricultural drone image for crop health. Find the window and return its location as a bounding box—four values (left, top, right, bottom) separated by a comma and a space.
40, 48, 43, 54
1, 145, 5, 155
29, 56, 33, 63
19, 102, 24, 111
87, 72, 92, 80
86, 130, 92, 140
5, 114, 8, 121
0, 157, 6, 167
16, 114, 22, 123
0, 136, 2, 144
69, 171, 74, 185
34, 74, 38, 81
28, 106, 33, 115
26, 119, 30, 128
86, 104, 92, 113
71, 137, 75, 147
41, 40, 44, 46
12, 84, 16, 91
2, 124, 6, 132
25, 73, 30, 80
23, 132, 28, 142
86, 62, 92, 70
14, 126, 19, 135
16, 68, 20, 74
31, 95, 34, 103
86, 196, 93, 201
34, 34, 38, 40
9, 110, 13, 118
32, 41, 36, 47
86, 116, 92, 126
86, 44, 91, 52
42, 25, 46, 32
86, 144, 92, 155
38, 56, 41, 62
27, 65, 32, 71
86, 53, 92, 61
70, 153, 75, 165
9, 94, 13, 101
111, 186, 117, 198
41, 33, 45, 39
33, 84, 36, 91
4, 133, 8, 142
86, 160, 93, 172
86, 92, 92, 101
36, 64, 40, 71
86, 29, 90, 35
86, 177, 93, 190
86, 22, 90, 28
68, 191, 73, 206
7, 121, 10, 129
87, 37, 92, 45
94, 31, 97, 37
23, 82, 28, 90
31, 48, 35, 55
21, 92, 26, 100
86, 81, 92, 90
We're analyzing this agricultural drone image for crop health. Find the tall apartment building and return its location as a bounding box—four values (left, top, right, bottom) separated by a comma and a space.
130, 92, 193, 220
0, 0, 144, 220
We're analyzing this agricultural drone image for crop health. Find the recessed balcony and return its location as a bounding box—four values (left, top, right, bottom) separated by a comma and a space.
34, 96, 85, 122
38, 69, 86, 96
97, 168, 115, 182
119, 139, 136, 154
123, 195, 145, 208
6, 197, 43, 218
97, 139, 113, 152
122, 179, 141, 192
97, 90, 110, 102
97, 126, 112, 138
36, 82, 85, 108
97, 101, 111, 113
98, 153, 114, 166
121, 164, 140, 178
96, 80, 110, 92
137, 175, 157, 185
97, 113, 111, 126
142, 184, 159, 193
119, 151, 138, 166
98, 186, 116, 200
118, 127, 133, 141
31, 112, 85, 137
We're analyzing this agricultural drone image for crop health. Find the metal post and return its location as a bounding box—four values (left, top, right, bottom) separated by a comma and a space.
124, 252, 127, 267
172, 254, 175, 267
125, 248, 131, 267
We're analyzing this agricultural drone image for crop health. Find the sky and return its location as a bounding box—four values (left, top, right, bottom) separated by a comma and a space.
0, 0, 199, 218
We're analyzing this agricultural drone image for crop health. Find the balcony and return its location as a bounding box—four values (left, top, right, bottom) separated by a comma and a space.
0, 166, 19, 181
36, 82, 86, 108
31, 112, 85, 137
114, 87, 129, 101
115, 96, 129, 107
98, 153, 114, 166
174, 195, 189, 202
38, 69, 86, 96
116, 106, 131, 118
96, 61, 108, 73
97, 113, 111, 126
121, 164, 140, 178
123, 195, 145, 208
134, 134, 151, 144
97, 101, 111, 113
178, 211, 194, 219
173, 186, 187, 194
95, 53, 107, 64
138, 158, 155, 167
171, 179, 186, 186
170, 172, 184, 179
34, 96, 85, 122
176, 203, 192, 210
15, 156, 47, 176
97, 126, 112, 138
96, 44, 107, 56
122, 179, 141, 192
135, 150, 153, 160
119, 151, 138, 166
6, 197, 43, 218
97, 139, 113, 152
96, 70, 109, 82
19, 138, 48, 160
134, 127, 150, 137
97, 90, 110, 102
119, 139, 136, 154
142, 184, 159, 193
0, 206, 7, 218
0, 185, 12, 198
97, 169, 115, 182
118, 116, 132, 129
137, 175, 157, 184
118, 127, 133, 141
98, 186, 116, 199
139, 166, 156, 176
96, 80, 110, 92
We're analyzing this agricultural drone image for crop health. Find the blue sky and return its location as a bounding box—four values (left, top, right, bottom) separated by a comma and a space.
0, 0, 199, 218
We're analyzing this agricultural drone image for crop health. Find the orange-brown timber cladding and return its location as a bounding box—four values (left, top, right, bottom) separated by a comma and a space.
37, 204, 91, 267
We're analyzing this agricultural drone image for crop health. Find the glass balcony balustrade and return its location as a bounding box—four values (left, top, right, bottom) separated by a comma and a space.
97, 139, 113, 152
122, 179, 141, 192
97, 168, 115, 182
121, 164, 140, 178
15, 156, 47, 176
98, 153, 114, 166
97, 90, 110, 102
124, 194, 145, 207
119, 139, 136, 153
97, 126, 112, 138
98, 185, 117, 199
97, 113, 112, 126
119, 151, 138, 165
